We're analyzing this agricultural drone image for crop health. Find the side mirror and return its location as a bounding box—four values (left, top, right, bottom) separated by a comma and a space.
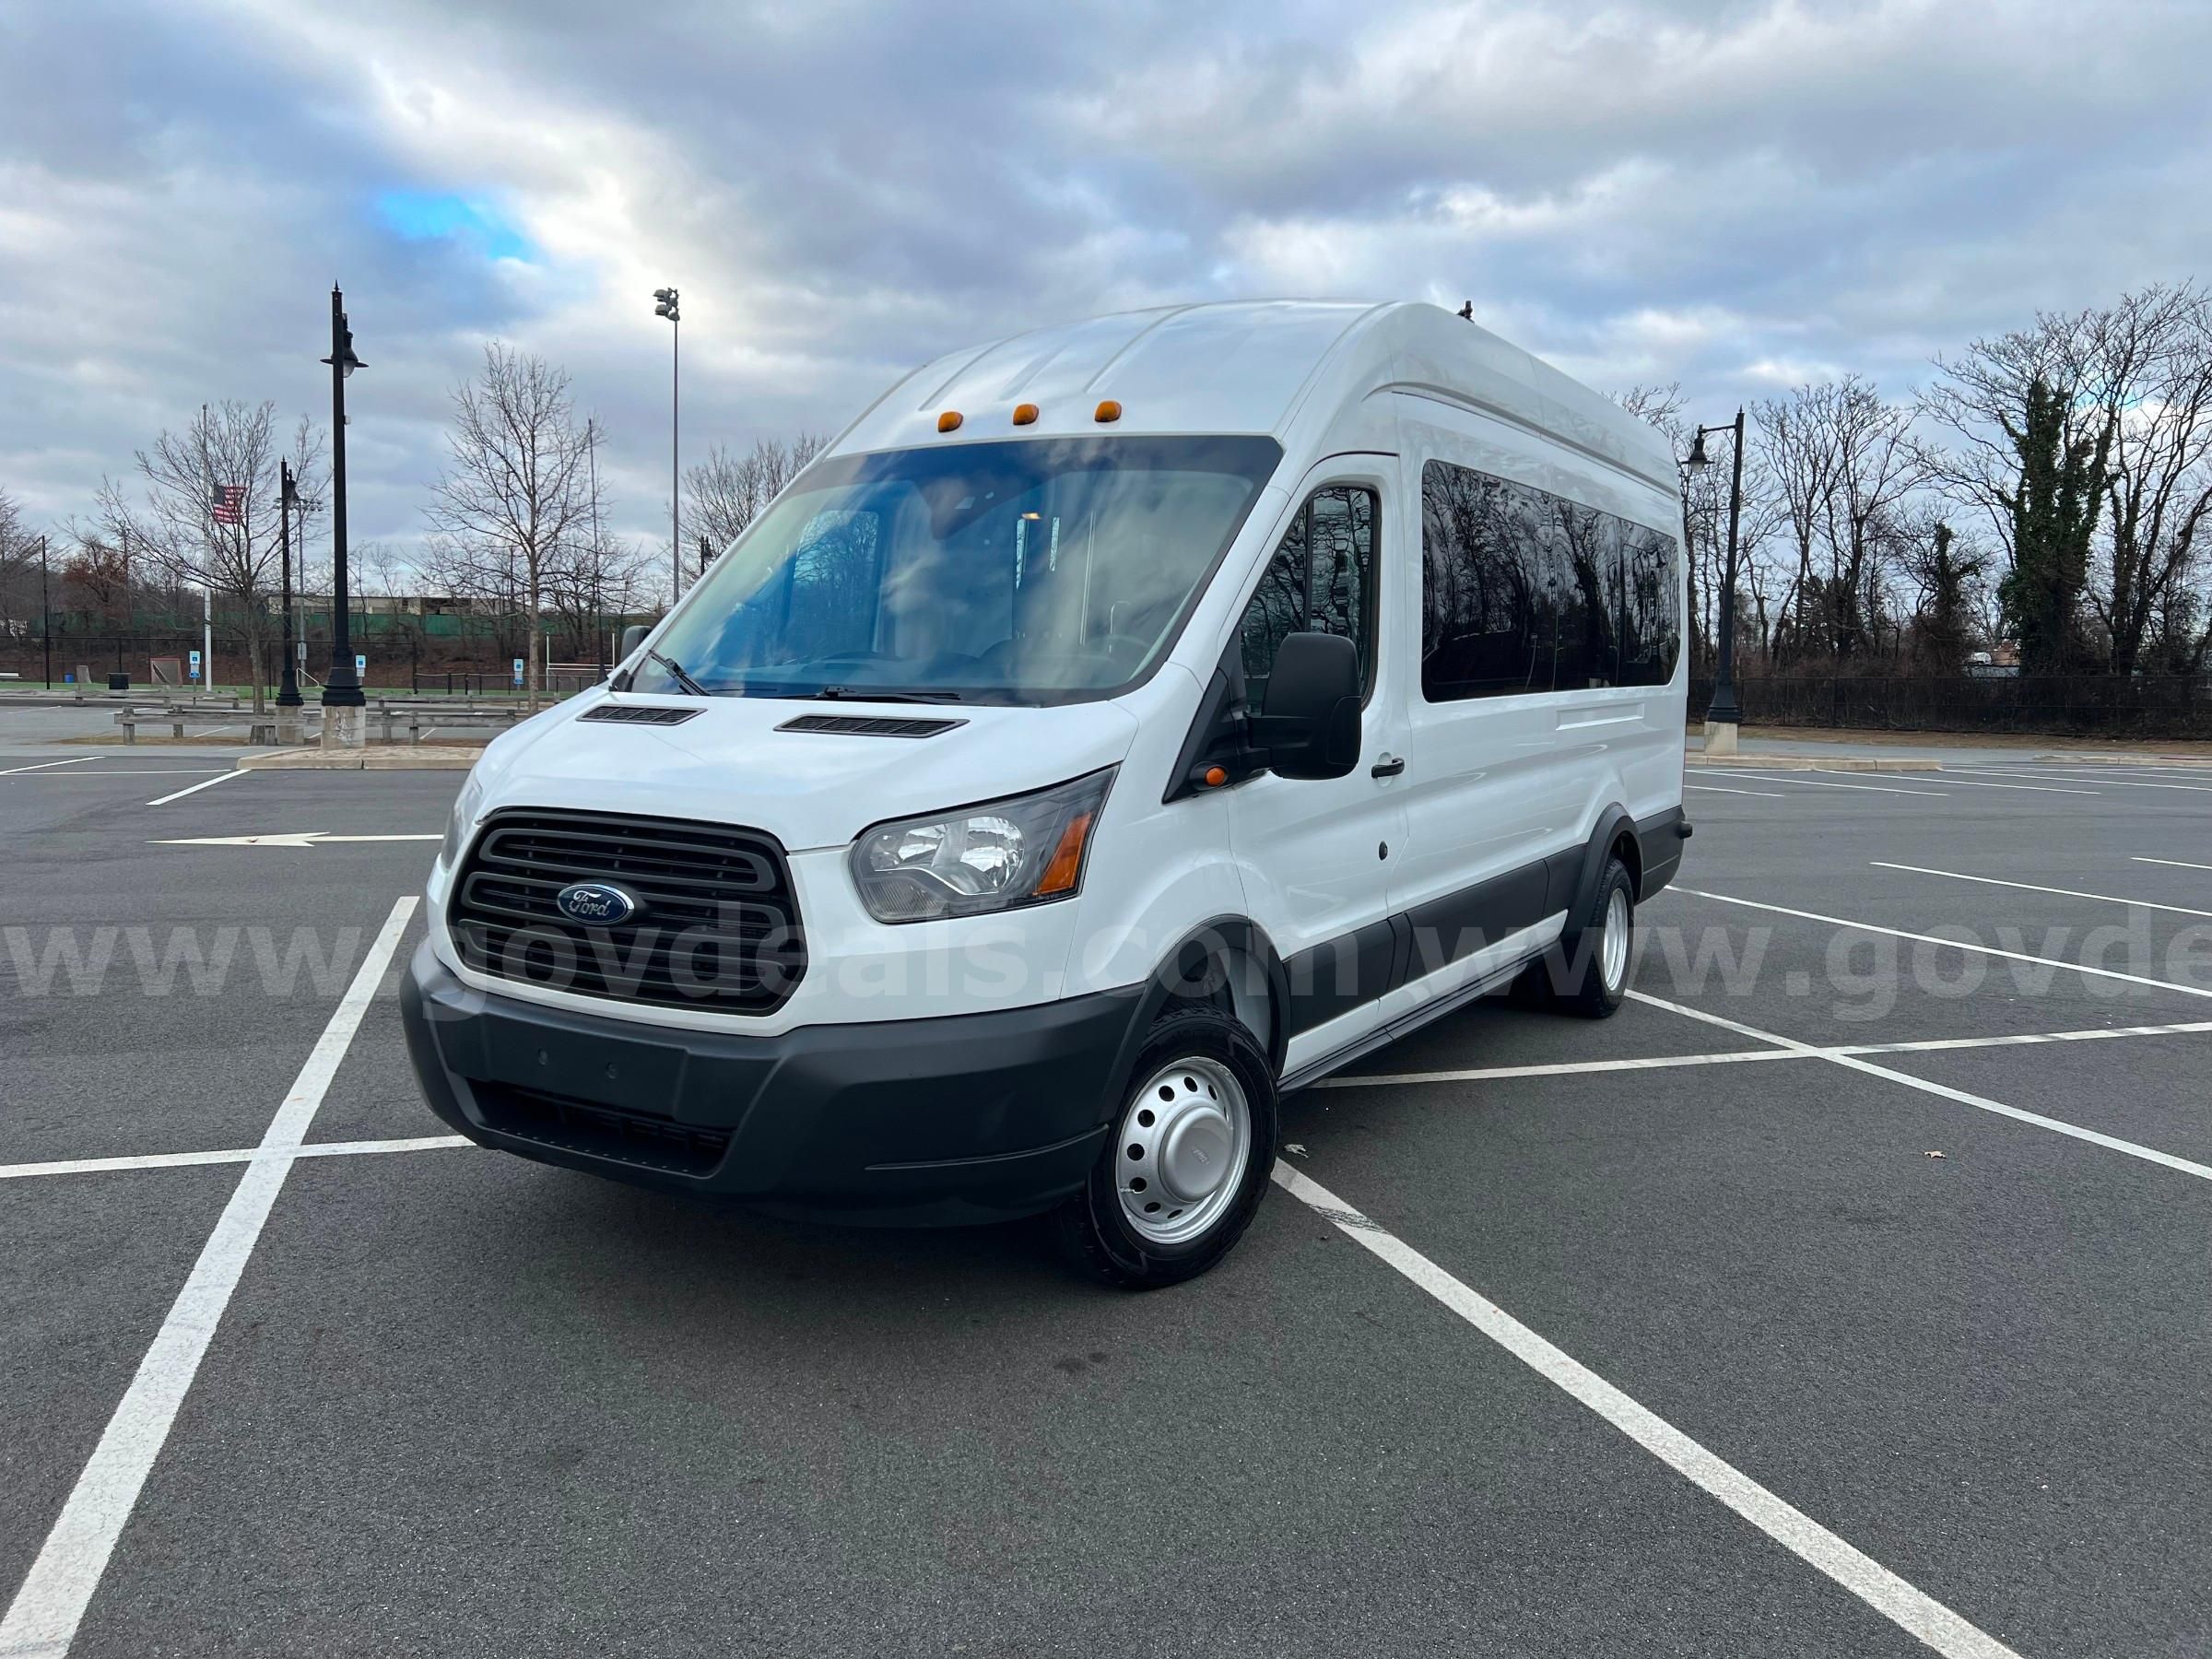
1254, 630, 1361, 781
618, 624, 650, 660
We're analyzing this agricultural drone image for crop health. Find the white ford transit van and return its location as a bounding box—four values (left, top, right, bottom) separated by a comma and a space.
403, 300, 1690, 1288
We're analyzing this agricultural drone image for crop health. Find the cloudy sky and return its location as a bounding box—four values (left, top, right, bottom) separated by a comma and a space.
5, 0, 2209, 568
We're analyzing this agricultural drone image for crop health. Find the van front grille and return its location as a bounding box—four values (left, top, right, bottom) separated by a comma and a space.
449, 809, 806, 1013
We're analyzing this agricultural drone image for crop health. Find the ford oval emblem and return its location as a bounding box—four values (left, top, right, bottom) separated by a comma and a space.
555, 881, 641, 926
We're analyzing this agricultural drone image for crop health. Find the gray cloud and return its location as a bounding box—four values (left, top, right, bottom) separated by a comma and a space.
4, 0, 2208, 562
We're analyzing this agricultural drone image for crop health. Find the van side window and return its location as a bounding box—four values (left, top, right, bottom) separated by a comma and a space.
1419, 459, 1679, 702
1240, 486, 1376, 707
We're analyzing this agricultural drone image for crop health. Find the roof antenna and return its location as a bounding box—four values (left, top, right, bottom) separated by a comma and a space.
1457, 301, 1474, 321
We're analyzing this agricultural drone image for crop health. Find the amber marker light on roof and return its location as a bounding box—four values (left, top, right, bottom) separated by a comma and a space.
1012, 403, 1040, 425
937, 410, 963, 432
1094, 399, 1122, 423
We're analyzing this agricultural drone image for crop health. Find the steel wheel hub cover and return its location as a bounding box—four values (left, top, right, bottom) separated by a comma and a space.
1115, 1056, 1252, 1247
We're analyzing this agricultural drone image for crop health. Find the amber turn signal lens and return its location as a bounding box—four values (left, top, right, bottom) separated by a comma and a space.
1203, 765, 1228, 788
1093, 399, 1122, 423
937, 410, 963, 432
1012, 402, 1040, 426
1036, 810, 1094, 896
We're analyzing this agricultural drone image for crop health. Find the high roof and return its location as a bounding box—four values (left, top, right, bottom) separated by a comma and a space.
829, 300, 1678, 493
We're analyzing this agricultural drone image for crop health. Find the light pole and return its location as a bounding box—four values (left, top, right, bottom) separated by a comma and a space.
39, 534, 52, 689
319, 286, 367, 747
276, 459, 303, 723
654, 286, 680, 608
1685, 408, 1745, 755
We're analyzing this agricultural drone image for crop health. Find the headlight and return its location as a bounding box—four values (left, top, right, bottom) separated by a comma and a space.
439, 775, 486, 869
850, 769, 1115, 924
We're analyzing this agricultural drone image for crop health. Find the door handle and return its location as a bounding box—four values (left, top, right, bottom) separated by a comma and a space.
1371, 755, 1406, 778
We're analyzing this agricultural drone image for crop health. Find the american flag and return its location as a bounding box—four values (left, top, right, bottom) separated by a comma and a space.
210, 484, 246, 525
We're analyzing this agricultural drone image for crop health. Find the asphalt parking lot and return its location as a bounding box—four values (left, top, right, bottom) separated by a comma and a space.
4, 735, 2210, 1657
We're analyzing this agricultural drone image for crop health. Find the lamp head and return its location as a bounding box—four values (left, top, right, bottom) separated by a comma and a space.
321, 316, 364, 379
1685, 431, 1710, 473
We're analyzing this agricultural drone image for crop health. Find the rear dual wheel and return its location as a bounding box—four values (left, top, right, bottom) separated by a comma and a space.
1533, 854, 1636, 1018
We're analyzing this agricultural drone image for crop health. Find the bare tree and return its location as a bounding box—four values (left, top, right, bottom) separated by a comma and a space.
423, 344, 594, 710
1916, 293, 2197, 672
0, 486, 36, 640
683, 432, 828, 575
2081, 284, 2212, 674
134, 403, 327, 712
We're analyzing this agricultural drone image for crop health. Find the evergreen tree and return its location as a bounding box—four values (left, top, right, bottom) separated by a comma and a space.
1997, 377, 2110, 674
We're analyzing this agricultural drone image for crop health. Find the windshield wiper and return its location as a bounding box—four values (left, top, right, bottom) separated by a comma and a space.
646, 649, 713, 698
799, 686, 966, 704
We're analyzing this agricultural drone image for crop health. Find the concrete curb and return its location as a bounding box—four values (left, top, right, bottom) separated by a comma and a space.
236, 747, 480, 771
1688, 756, 1943, 772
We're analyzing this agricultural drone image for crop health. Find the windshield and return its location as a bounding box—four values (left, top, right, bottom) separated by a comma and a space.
630, 435, 1282, 704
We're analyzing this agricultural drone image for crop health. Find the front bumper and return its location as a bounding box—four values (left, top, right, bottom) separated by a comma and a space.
402, 943, 1145, 1224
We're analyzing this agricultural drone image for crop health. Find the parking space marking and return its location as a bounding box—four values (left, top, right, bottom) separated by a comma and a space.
1871, 862, 2212, 921
1691, 772, 1949, 797
1321, 1047, 1806, 1088
12, 769, 230, 777
0, 1135, 471, 1183
144, 769, 246, 807
1673, 888, 2212, 1002
1319, 1016, 2212, 1090
1630, 991, 2212, 1184
0, 896, 417, 1659
1271, 1163, 2023, 1659
1856, 774, 2099, 796
1953, 769, 2212, 794
0, 757, 103, 775
1686, 783, 1789, 797
2135, 857, 2212, 873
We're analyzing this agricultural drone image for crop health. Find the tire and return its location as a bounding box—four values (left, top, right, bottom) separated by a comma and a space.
1534, 854, 1636, 1018
1054, 1006, 1278, 1289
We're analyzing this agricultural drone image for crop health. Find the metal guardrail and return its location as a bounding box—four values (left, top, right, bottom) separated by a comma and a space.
109, 697, 535, 744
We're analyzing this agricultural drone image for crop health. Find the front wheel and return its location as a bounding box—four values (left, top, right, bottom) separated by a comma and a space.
1054, 1006, 1278, 1289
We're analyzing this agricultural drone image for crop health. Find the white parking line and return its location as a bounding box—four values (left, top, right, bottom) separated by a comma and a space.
1693, 772, 1948, 797
1870, 862, 2212, 921
0, 757, 103, 776
2035, 774, 2212, 787
1321, 1047, 1806, 1087
1319, 1017, 2212, 1090
1952, 769, 2212, 794
1673, 887, 2212, 1002
1630, 990, 2212, 1184
145, 769, 246, 806
1272, 1163, 2022, 1659
1852, 773, 2097, 796
12, 769, 230, 777
2135, 856, 2212, 873
0, 1135, 471, 1182
0, 896, 417, 1659
1686, 783, 1788, 798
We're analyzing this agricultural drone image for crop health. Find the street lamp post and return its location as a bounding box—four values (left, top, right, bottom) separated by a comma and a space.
1685, 408, 1746, 756
276, 458, 303, 737
653, 286, 680, 609
319, 286, 367, 747
39, 534, 52, 690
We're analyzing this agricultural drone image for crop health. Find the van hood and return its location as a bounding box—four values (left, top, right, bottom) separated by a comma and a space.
471, 693, 1144, 852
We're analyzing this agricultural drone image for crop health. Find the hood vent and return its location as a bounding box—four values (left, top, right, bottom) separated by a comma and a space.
580, 703, 702, 726
776, 713, 967, 739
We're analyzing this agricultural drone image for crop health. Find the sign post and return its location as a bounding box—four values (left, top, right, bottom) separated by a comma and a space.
187, 648, 202, 686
